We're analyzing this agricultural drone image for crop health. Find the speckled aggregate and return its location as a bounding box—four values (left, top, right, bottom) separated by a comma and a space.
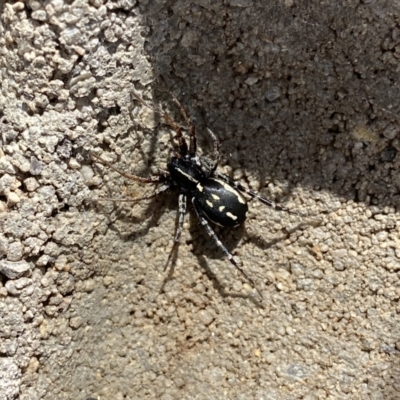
1, 1, 400, 399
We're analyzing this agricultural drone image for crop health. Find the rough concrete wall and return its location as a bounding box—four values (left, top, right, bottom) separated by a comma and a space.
1, 0, 400, 399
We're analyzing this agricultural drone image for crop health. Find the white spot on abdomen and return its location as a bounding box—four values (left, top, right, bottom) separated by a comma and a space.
217, 179, 246, 204
226, 212, 238, 220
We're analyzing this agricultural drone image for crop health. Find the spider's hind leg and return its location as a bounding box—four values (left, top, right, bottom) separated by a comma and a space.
213, 171, 297, 215
192, 197, 262, 297
164, 193, 187, 271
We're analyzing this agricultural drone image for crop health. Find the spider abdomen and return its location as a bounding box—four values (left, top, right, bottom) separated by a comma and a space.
194, 178, 248, 228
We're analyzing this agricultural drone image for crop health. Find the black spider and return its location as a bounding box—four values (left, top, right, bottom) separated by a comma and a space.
91, 87, 295, 296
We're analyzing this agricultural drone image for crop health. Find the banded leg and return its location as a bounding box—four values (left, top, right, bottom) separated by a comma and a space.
131, 91, 189, 156
93, 183, 170, 203
192, 197, 262, 297
214, 172, 297, 215
206, 128, 221, 173
91, 152, 166, 184
164, 193, 187, 270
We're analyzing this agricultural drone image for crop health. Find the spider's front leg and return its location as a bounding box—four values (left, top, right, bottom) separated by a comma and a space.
199, 128, 221, 176
131, 90, 190, 157
160, 76, 197, 157
206, 128, 221, 173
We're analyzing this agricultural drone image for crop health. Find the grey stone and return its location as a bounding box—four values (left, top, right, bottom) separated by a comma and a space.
0, 260, 31, 279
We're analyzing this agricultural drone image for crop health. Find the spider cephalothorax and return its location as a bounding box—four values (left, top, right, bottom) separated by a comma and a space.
91, 85, 295, 296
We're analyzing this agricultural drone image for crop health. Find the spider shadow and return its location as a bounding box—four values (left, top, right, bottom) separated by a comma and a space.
159, 205, 315, 304
91, 183, 178, 243
95, 87, 177, 197
196, 254, 264, 307
244, 217, 316, 253
126, 84, 191, 168
159, 206, 268, 306
159, 202, 250, 299
160, 245, 264, 309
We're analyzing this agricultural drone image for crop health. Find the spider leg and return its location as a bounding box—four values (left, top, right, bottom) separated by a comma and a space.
169, 92, 197, 156
164, 193, 187, 271
213, 172, 297, 215
160, 76, 197, 156
192, 197, 262, 297
206, 127, 221, 173
131, 91, 188, 156
91, 152, 166, 184
199, 128, 221, 176
93, 183, 171, 203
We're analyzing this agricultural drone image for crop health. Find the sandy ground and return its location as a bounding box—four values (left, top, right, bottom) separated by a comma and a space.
1, 1, 400, 399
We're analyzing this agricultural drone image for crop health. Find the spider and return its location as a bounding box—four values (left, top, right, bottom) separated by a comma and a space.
91, 86, 295, 297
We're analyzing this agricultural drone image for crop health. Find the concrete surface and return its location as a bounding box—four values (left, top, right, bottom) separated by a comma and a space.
1, 0, 400, 399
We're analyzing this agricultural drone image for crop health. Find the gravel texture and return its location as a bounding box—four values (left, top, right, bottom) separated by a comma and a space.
1, 1, 400, 399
